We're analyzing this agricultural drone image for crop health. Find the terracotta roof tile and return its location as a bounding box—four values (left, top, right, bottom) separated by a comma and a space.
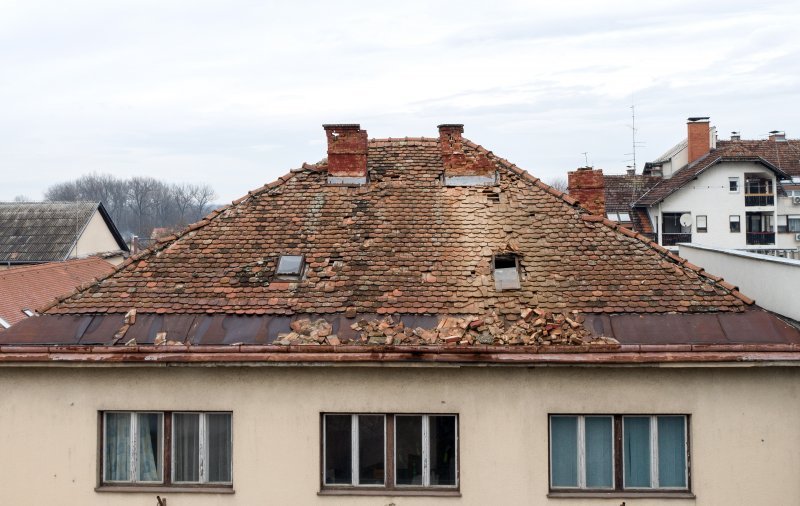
0, 257, 115, 328
41, 136, 750, 318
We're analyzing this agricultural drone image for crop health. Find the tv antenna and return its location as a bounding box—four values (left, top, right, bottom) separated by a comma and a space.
581, 152, 590, 167
625, 104, 646, 173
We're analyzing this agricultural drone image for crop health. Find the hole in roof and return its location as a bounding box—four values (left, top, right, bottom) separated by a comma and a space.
493, 254, 521, 291
276, 255, 304, 278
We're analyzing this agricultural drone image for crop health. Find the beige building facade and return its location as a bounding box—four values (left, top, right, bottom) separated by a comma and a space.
1, 363, 798, 505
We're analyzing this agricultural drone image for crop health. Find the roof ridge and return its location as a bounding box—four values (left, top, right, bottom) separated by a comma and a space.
39, 165, 318, 313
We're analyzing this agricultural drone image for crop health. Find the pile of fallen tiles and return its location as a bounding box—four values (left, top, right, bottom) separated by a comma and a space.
274, 308, 619, 347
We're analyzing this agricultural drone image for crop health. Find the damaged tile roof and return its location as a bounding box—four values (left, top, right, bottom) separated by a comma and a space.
42, 135, 751, 319
0, 257, 114, 329
0, 202, 128, 264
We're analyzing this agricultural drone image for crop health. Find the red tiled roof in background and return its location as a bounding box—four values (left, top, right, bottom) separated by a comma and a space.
0, 257, 114, 328
40, 136, 751, 318
603, 174, 661, 213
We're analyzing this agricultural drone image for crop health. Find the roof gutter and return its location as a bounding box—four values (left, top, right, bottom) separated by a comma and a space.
1, 344, 800, 367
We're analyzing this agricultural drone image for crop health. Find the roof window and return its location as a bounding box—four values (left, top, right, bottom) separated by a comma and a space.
0, 316, 9, 329
276, 255, 305, 279
21, 308, 34, 317
607, 212, 631, 223
493, 254, 521, 291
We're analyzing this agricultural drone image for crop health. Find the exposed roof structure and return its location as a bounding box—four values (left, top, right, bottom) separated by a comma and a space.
2, 125, 798, 361
0, 257, 114, 330
0, 202, 128, 264
637, 139, 798, 207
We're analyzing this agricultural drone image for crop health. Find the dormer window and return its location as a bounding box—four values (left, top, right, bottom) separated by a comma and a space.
493, 254, 521, 291
276, 255, 304, 279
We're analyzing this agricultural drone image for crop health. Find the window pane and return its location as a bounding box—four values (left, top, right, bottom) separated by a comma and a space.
324, 415, 352, 485
358, 415, 385, 485
174, 413, 200, 482
550, 416, 578, 487
105, 413, 131, 481
585, 417, 613, 488
429, 416, 457, 486
658, 416, 687, 488
618, 213, 631, 222
207, 413, 232, 483
395, 416, 423, 486
276, 255, 303, 275
137, 413, 162, 482
624, 417, 651, 488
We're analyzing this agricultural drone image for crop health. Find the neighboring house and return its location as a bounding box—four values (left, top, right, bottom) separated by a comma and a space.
0, 201, 129, 268
572, 118, 800, 251
0, 257, 115, 331
2, 124, 800, 504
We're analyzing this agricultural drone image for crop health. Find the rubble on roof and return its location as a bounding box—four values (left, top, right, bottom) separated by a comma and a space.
273, 308, 617, 347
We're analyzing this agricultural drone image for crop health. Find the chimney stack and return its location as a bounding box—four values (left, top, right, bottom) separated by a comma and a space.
769, 130, 786, 142
731, 131, 741, 141
687, 117, 711, 164
568, 167, 605, 216
323, 124, 368, 183
438, 124, 464, 154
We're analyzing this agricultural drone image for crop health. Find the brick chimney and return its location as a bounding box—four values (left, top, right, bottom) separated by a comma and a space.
687, 117, 711, 164
769, 130, 786, 142
438, 124, 464, 154
323, 124, 368, 180
568, 167, 605, 216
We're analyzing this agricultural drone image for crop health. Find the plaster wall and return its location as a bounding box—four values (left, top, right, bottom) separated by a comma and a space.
1, 365, 799, 505
72, 209, 124, 259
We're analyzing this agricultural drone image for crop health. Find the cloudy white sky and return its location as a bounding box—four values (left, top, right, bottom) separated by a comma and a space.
2, 0, 799, 203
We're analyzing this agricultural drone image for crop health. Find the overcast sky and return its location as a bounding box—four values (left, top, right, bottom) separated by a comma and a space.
2, 0, 799, 203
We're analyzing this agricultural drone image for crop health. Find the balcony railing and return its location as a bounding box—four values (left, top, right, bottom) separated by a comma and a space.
662, 233, 692, 246
744, 193, 774, 206
746, 232, 776, 245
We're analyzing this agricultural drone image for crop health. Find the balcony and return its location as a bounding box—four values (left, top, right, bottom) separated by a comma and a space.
662, 233, 692, 246
746, 232, 776, 245
744, 193, 774, 206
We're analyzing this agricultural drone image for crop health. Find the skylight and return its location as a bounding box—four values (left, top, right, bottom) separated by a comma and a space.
276, 255, 304, 279
21, 308, 34, 317
444, 172, 498, 187
0, 317, 9, 329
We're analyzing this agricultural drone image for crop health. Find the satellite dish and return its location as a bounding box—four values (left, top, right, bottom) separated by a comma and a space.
679, 213, 692, 227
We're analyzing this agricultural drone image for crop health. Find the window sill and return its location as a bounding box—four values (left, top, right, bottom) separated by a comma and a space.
96, 486, 234, 494
319, 488, 460, 497
548, 491, 694, 499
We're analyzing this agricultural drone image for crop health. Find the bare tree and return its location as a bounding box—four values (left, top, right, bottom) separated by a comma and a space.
188, 184, 217, 221
13, 195, 31, 202
547, 177, 568, 192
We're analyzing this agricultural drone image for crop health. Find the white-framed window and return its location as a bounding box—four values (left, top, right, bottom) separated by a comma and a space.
549, 414, 689, 493
103, 412, 164, 483
778, 215, 800, 233
172, 412, 233, 484
607, 212, 632, 223
322, 413, 458, 491
101, 411, 232, 487
729, 215, 741, 233
696, 215, 707, 233
729, 177, 740, 193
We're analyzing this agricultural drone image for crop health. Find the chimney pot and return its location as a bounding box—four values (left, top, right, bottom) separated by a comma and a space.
687, 117, 711, 164
323, 124, 368, 182
568, 168, 605, 216
731, 131, 741, 141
